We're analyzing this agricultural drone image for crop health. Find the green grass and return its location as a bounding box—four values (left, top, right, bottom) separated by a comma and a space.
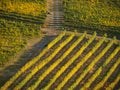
0, 0, 46, 66
63, 0, 120, 39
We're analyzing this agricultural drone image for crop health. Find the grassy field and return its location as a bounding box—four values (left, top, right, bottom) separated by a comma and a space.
0, 0, 46, 66
63, 0, 120, 39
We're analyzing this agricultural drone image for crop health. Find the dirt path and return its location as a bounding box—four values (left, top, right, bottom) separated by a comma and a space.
44, 0, 64, 30
42, 0, 120, 43
0, 0, 64, 86
0, 36, 57, 86
0, 0, 120, 88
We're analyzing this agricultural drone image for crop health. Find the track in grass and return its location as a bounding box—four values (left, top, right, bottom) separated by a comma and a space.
44, 0, 64, 30
0, 31, 120, 90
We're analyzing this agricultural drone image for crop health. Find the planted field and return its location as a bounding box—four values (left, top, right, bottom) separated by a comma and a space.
63, 0, 120, 39
0, 31, 120, 90
0, 0, 120, 90
0, 0, 46, 16
0, 0, 46, 66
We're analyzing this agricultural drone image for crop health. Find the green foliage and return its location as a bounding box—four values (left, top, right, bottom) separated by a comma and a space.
63, 0, 120, 37
27, 33, 75, 90
0, 19, 42, 66
94, 58, 120, 90
0, 0, 46, 16
0, 32, 65, 90
68, 35, 106, 90
0, 31, 120, 89
13, 32, 69, 90
0, 0, 47, 66
44, 32, 96, 90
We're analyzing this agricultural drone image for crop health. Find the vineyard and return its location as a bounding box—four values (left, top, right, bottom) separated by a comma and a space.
63, 0, 120, 39
0, 31, 120, 90
0, 0, 46, 66
0, 0, 120, 90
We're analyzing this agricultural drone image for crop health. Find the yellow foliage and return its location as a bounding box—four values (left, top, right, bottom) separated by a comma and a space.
1, 1, 46, 16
